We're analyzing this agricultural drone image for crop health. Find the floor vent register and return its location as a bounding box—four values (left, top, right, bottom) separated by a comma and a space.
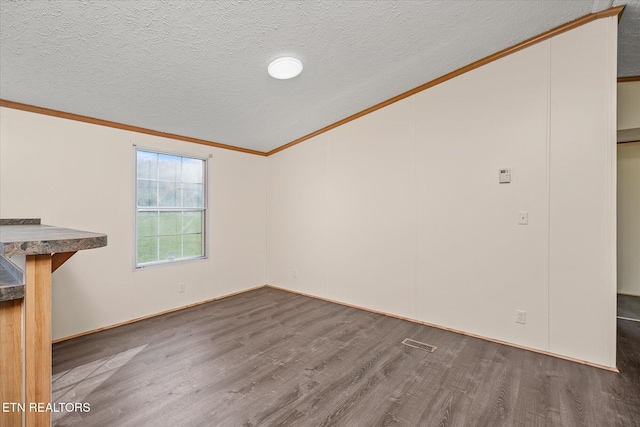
401, 338, 437, 353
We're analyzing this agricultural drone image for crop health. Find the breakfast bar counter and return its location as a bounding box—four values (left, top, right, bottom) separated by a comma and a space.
0, 221, 107, 257
0, 219, 106, 427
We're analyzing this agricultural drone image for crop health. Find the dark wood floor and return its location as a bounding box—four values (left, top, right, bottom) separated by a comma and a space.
618, 293, 640, 321
51, 287, 640, 426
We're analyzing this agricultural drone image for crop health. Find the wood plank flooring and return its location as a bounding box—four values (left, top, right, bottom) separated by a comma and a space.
618, 294, 640, 321
50, 287, 640, 426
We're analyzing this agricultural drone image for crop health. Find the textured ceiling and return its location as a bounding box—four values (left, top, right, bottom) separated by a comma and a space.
1, 1, 638, 153
615, 0, 640, 77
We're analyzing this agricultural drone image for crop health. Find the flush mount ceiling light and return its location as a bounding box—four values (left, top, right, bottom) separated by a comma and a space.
268, 57, 303, 79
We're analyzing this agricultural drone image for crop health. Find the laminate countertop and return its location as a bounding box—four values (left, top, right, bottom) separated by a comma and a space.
0, 219, 107, 301
0, 223, 107, 257
0, 256, 23, 301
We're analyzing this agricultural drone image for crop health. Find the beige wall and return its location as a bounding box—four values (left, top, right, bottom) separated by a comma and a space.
617, 82, 640, 296
617, 81, 640, 131
267, 17, 618, 367
617, 81, 640, 143
0, 15, 620, 367
618, 142, 640, 297
0, 107, 267, 340
547, 20, 617, 364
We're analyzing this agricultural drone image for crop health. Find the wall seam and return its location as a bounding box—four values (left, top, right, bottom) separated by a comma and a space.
325, 135, 329, 296
265, 155, 269, 287
412, 95, 418, 321
131, 137, 138, 317
607, 16, 617, 368
545, 39, 552, 353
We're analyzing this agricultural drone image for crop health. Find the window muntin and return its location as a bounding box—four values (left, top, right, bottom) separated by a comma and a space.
135, 149, 207, 267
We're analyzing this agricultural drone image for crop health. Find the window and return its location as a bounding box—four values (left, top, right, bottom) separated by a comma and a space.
135, 149, 207, 267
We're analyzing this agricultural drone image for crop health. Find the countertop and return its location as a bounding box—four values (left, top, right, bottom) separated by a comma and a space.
0, 219, 107, 301
0, 256, 23, 301
0, 223, 107, 257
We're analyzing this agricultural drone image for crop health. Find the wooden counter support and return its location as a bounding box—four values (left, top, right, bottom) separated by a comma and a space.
51, 251, 77, 274
0, 219, 106, 427
24, 255, 52, 427
0, 299, 22, 427
1, 253, 77, 427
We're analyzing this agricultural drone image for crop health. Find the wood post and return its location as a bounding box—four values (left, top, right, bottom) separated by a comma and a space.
24, 254, 52, 427
0, 299, 23, 426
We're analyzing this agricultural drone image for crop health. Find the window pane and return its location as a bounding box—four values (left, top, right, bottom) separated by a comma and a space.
182, 158, 203, 184
137, 212, 158, 237
158, 154, 181, 181
159, 235, 182, 260
158, 181, 179, 207
137, 237, 158, 264
159, 211, 181, 235
183, 211, 202, 234
183, 234, 202, 258
182, 183, 203, 208
137, 180, 157, 207
136, 150, 206, 267
137, 151, 157, 180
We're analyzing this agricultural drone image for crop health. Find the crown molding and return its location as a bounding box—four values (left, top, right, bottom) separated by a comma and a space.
0, 99, 267, 157
618, 76, 640, 83
0, 6, 625, 158
267, 5, 625, 156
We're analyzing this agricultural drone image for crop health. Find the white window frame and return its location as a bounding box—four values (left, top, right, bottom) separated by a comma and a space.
134, 147, 208, 269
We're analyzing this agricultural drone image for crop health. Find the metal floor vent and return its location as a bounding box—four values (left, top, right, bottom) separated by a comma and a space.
401, 338, 437, 353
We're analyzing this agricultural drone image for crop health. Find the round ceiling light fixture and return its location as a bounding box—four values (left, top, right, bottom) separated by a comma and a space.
268, 57, 303, 79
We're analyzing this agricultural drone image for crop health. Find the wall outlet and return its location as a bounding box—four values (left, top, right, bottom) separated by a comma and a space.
179, 282, 186, 293
518, 211, 528, 225
516, 310, 526, 324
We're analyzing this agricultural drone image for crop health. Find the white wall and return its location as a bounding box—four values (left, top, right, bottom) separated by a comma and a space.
414, 39, 549, 351
0, 107, 267, 340
267, 17, 618, 367
0, 14, 620, 367
617, 82, 640, 297
547, 20, 617, 365
617, 81, 640, 131
618, 141, 640, 297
